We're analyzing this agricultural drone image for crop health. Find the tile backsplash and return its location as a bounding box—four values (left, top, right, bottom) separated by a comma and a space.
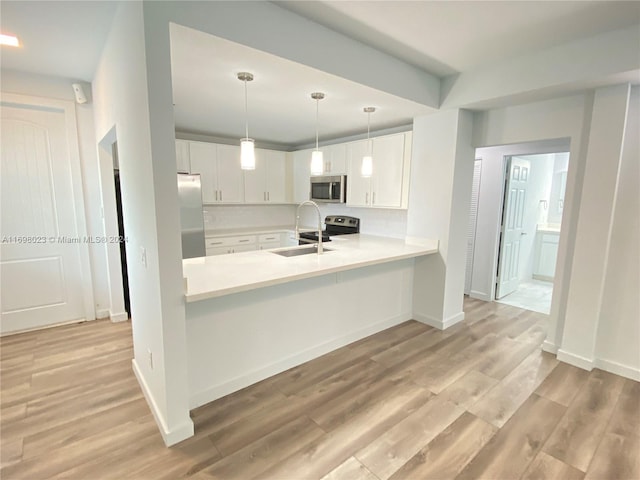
203, 205, 297, 231
204, 204, 408, 238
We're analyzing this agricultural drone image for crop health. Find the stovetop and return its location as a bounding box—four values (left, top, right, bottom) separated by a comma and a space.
299, 216, 360, 243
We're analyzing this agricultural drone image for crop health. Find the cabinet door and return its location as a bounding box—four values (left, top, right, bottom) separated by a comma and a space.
244, 148, 267, 203
216, 144, 244, 203
175, 139, 190, 173
189, 141, 217, 204
328, 144, 347, 174
372, 134, 405, 208
293, 149, 311, 203
346, 140, 371, 207
265, 150, 287, 203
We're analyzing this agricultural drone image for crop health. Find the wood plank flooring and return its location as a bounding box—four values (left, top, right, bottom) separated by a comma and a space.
1, 297, 638, 479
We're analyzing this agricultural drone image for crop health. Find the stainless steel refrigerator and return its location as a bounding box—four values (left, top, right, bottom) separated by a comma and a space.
178, 173, 206, 259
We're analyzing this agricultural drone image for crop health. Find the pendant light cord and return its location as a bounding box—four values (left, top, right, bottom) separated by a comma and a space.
315, 98, 319, 151
367, 110, 371, 154
244, 79, 249, 140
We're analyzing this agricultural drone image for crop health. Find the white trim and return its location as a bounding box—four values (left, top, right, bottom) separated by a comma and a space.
469, 290, 492, 302
132, 359, 194, 446
109, 310, 129, 323
542, 340, 559, 354
189, 312, 412, 409
0, 92, 96, 323
557, 348, 594, 371
594, 358, 640, 382
0, 317, 91, 337
96, 309, 110, 319
414, 311, 465, 330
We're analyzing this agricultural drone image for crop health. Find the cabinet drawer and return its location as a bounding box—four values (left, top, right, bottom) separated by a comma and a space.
259, 241, 281, 250
206, 235, 256, 248
258, 233, 281, 243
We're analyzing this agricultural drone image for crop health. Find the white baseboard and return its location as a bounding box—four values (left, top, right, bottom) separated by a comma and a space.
557, 348, 594, 371
110, 310, 128, 322
542, 340, 559, 355
469, 290, 492, 302
189, 312, 412, 410
96, 309, 110, 320
594, 358, 640, 382
414, 311, 465, 330
132, 359, 194, 446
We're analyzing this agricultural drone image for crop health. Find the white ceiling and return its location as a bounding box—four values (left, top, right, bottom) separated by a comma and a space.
276, 1, 640, 77
169, 24, 433, 148
0, 1, 118, 81
1, 1, 638, 148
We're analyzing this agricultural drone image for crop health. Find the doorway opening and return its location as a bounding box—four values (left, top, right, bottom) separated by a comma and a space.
495, 152, 568, 313
112, 143, 131, 318
465, 139, 570, 315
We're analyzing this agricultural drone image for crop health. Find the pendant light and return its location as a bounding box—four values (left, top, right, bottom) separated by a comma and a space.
238, 72, 255, 170
310, 92, 325, 176
361, 107, 375, 177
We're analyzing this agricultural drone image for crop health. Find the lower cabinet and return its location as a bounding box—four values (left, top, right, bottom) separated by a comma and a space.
205, 235, 257, 256
533, 230, 560, 281
205, 232, 289, 256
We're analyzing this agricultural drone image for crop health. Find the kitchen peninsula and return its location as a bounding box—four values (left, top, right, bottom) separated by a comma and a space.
182, 234, 438, 409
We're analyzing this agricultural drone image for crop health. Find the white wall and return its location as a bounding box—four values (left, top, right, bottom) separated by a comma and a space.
407, 109, 475, 328
513, 154, 555, 281
474, 86, 639, 381
596, 86, 640, 374
0, 70, 110, 318
559, 84, 634, 376
548, 153, 570, 225
92, 1, 192, 445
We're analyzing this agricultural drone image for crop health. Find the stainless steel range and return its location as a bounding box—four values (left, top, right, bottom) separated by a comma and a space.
299, 215, 360, 244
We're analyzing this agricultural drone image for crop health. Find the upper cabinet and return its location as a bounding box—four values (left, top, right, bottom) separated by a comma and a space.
318, 143, 347, 175
175, 139, 190, 173
244, 148, 288, 203
189, 141, 244, 204
292, 148, 312, 203
346, 132, 411, 209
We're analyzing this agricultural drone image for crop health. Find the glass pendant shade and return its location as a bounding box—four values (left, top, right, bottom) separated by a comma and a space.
361, 155, 373, 177
240, 138, 255, 170
311, 150, 324, 176
362, 106, 375, 178
238, 72, 255, 170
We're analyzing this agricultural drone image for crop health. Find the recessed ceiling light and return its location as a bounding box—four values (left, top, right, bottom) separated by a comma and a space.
0, 34, 20, 47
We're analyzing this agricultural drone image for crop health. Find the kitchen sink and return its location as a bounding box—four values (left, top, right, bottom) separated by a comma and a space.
272, 245, 332, 257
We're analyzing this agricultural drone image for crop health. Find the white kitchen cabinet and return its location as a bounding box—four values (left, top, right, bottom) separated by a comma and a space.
346, 140, 371, 206
215, 144, 245, 203
205, 235, 257, 256
533, 230, 560, 281
346, 132, 411, 209
189, 142, 217, 203
189, 142, 244, 204
176, 139, 190, 173
293, 149, 312, 203
319, 143, 347, 175
244, 148, 287, 203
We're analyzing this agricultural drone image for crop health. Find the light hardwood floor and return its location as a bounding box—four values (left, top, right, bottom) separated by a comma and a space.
1, 297, 638, 479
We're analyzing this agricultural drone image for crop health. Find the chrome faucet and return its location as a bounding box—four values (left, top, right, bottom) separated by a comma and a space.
295, 200, 324, 254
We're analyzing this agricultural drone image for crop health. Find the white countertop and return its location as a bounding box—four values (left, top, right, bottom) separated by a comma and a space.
537, 224, 561, 233
204, 225, 314, 237
183, 234, 438, 302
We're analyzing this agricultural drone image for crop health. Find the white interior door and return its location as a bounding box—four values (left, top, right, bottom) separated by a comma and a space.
465, 160, 482, 295
1, 101, 88, 333
496, 157, 530, 299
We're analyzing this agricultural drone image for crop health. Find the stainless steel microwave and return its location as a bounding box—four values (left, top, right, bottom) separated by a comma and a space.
310, 175, 347, 203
